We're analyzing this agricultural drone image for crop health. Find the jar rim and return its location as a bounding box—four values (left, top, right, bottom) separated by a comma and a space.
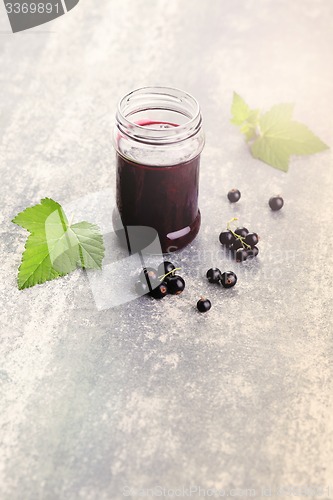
116, 86, 202, 145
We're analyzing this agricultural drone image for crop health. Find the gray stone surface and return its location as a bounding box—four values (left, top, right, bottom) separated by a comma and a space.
1, 1, 333, 499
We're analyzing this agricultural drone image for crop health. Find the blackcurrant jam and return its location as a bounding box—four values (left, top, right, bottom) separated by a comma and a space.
113, 87, 205, 253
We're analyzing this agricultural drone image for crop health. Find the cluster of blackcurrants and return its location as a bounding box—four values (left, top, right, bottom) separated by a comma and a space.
219, 227, 260, 262
135, 261, 185, 299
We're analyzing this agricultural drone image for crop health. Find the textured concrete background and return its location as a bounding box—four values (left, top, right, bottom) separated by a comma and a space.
1, 1, 333, 499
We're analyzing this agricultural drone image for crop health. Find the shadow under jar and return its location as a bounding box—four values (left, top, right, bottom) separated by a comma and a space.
113, 87, 205, 254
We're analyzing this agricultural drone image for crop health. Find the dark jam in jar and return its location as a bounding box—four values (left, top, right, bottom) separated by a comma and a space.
113, 88, 205, 253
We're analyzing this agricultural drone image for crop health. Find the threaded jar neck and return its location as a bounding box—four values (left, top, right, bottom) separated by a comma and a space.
116, 87, 202, 145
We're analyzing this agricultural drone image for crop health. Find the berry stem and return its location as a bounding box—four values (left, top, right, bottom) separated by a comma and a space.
159, 267, 181, 281
226, 217, 251, 250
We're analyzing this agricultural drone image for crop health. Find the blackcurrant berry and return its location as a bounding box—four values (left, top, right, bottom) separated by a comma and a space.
269, 195, 284, 211
235, 248, 248, 262
221, 271, 237, 288
234, 227, 249, 238
231, 239, 244, 251
197, 298, 211, 313
227, 189, 241, 203
157, 261, 175, 277
219, 231, 235, 247
139, 267, 158, 289
135, 280, 150, 296
244, 232, 259, 247
167, 275, 185, 295
206, 268, 222, 284
247, 246, 259, 258
150, 282, 168, 299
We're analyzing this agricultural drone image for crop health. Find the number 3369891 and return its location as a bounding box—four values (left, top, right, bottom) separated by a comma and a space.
5, 3, 60, 14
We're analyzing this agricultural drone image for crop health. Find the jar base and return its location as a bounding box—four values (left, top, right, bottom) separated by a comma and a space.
112, 208, 201, 254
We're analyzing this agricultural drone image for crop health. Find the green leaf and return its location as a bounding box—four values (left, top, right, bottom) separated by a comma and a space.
240, 109, 260, 142
251, 104, 329, 171
231, 93, 330, 171
50, 221, 105, 274
12, 198, 66, 232
16, 232, 65, 290
230, 92, 260, 142
230, 92, 252, 125
259, 103, 295, 129
13, 199, 105, 290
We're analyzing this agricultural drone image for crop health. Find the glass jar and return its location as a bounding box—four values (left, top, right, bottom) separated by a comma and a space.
113, 87, 205, 253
